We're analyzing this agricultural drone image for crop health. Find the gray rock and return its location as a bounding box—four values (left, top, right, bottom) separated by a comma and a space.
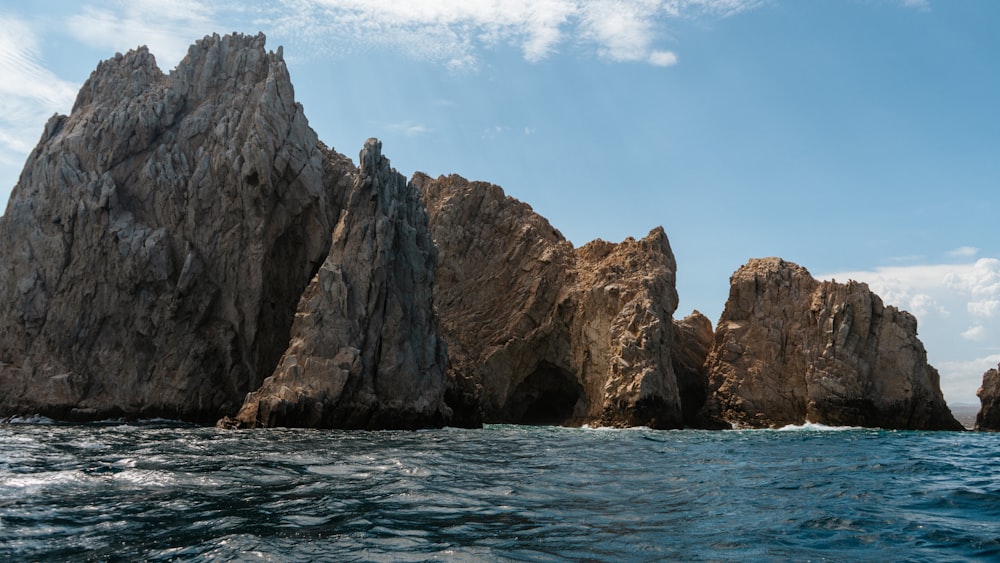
0, 33, 352, 421
222, 139, 450, 429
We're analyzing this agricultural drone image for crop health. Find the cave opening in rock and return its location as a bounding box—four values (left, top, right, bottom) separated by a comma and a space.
503, 362, 584, 426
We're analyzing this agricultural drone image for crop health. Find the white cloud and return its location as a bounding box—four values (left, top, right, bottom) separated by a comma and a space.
649, 50, 679, 67
0, 14, 79, 198
962, 325, 987, 342
66, 0, 221, 69
663, 0, 766, 17
387, 121, 432, 137
969, 300, 1000, 318
948, 246, 979, 258
937, 353, 1000, 405
899, 0, 931, 12
265, 0, 760, 69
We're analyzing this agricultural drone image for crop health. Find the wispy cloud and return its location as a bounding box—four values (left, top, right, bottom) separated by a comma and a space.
899, 0, 931, 12
387, 121, 433, 137
265, 0, 761, 69
948, 246, 979, 258
0, 15, 78, 164
66, 0, 223, 68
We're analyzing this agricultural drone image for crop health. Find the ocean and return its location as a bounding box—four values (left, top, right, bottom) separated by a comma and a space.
1, 420, 998, 562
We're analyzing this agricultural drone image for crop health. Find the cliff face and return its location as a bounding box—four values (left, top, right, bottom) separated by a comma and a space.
223, 140, 450, 429
417, 173, 698, 429
702, 258, 962, 430
0, 33, 352, 422
975, 365, 1000, 431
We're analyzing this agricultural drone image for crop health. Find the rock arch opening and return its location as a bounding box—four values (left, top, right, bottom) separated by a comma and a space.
502, 362, 584, 426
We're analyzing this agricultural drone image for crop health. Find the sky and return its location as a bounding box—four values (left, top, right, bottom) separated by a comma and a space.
0, 0, 997, 405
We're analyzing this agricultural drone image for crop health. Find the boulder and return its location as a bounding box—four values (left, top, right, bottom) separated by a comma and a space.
702, 258, 962, 430
417, 173, 690, 429
0, 33, 351, 422
222, 140, 450, 429
975, 365, 1000, 431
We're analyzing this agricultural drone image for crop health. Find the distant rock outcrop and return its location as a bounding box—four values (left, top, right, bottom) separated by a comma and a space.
0, 33, 351, 422
222, 140, 450, 429
702, 258, 962, 430
417, 174, 698, 429
975, 365, 1000, 431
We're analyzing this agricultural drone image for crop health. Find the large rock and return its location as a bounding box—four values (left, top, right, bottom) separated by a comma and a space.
223, 140, 450, 429
702, 258, 962, 430
0, 33, 351, 422
417, 173, 693, 429
975, 365, 1000, 431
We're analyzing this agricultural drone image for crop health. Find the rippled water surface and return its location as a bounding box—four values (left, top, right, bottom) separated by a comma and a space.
1, 421, 998, 562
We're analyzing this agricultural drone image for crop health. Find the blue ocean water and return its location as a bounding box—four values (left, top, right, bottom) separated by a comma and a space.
1, 421, 998, 562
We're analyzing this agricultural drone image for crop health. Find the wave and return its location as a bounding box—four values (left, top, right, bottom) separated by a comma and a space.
775, 421, 865, 432
2, 414, 56, 425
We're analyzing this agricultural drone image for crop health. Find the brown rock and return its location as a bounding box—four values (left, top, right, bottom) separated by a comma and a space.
417, 173, 689, 429
0, 33, 350, 422
222, 139, 450, 429
975, 365, 1000, 431
702, 258, 962, 430
671, 311, 718, 427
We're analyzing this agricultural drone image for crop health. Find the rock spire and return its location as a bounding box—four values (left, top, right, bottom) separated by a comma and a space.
0, 33, 351, 421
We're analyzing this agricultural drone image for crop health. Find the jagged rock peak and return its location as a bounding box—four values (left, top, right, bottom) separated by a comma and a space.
419, 173, 696, 429
702, 258, 962, 430
223, 139, 450, 429
975, 364, 1000, 431
0, 33, 350, 422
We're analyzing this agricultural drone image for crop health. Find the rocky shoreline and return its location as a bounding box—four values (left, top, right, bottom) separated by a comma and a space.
0, 34, 983, 431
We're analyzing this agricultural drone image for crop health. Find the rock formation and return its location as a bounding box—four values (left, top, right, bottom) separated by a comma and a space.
975, 364, 1000, 431
417, 173, 705, 429
702, 258, 962, 430
222, 140, 451, 429
0, 33, 352, 422
671, 311, 720, 427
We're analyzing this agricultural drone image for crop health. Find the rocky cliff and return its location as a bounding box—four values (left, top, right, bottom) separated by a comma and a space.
0, 33, 352, 422
702, 258, 962, 430
975, 365, 1000, 431
417, 173, 706, 429
222, 140, 450, 429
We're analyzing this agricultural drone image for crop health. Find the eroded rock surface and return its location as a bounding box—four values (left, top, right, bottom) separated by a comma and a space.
417, 173, 693, 429
0, 33, 351, 421
224, 140, 450, 429
975, 365, 1000, 431
702, 258, 961, 430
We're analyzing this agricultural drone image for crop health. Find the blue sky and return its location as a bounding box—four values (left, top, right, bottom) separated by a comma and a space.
1, 0, 997, 405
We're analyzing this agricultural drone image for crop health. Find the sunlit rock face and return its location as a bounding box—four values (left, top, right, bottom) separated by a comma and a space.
0, 33, 352, 422
417, 173, 703, 429
975, 365, 1000, 431
223, 139, 451, 429
701, 258, 962, 431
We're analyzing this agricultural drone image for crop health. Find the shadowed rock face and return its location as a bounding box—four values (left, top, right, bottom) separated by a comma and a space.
222, 140, 450, 429
702, 258, 962, 430
417, 173, 699, 429
0, 33, 352, 422
975, 366, 1000, 431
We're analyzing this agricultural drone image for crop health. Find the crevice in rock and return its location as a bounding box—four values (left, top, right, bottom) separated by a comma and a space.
498, 362, 583, 426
